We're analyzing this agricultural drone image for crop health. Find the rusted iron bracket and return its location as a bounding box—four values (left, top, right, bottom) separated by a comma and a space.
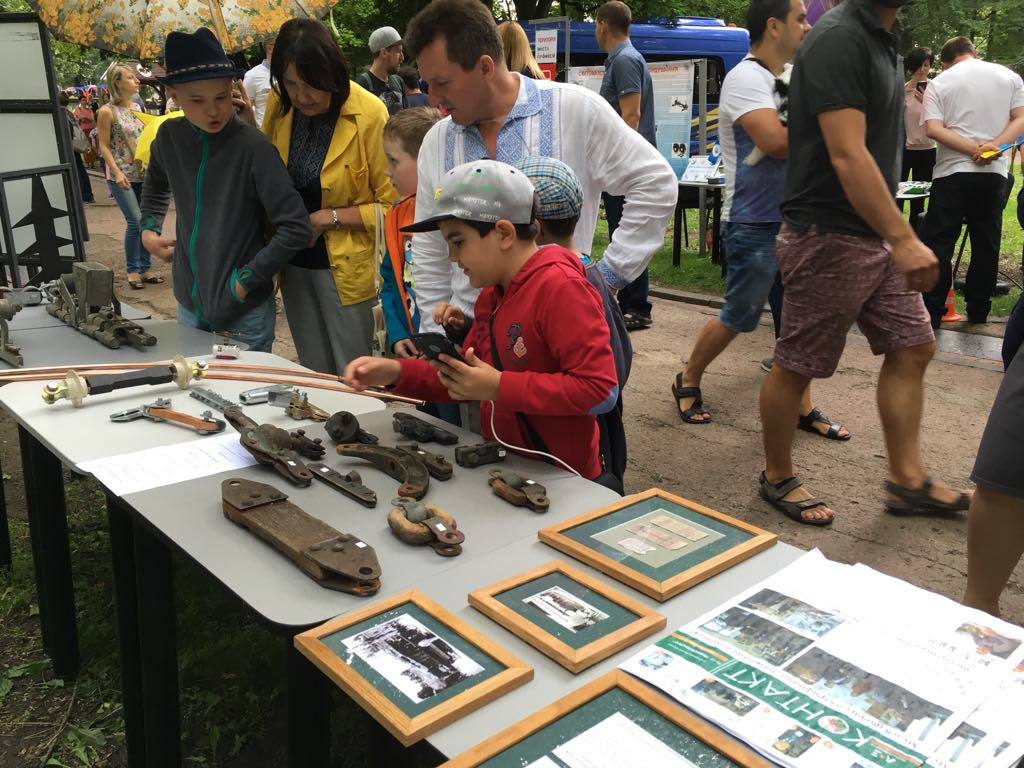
335, 443, 430, 499
395, 443, 453, 480
221, 478, 381, 595
224, 407, 315, 486
307, 463, 378, 508
388, 496, 464, 557
488, 469, 550, 512
454, 442, 507, 468
392, 412, 459, 445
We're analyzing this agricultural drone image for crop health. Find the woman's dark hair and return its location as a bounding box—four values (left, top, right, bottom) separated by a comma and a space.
746, 0, 794, 45
404, 0, 503, 71
905, 47, 934, 74
270, 18, 350, 121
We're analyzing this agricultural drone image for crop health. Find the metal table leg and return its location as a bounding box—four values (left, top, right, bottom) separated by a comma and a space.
106, 495, 146, 767
0, 450, 10, 569
672, 189, 683, 268
132, 516, 180, 768
18, 425, 78, 678
287, 640, 330, 768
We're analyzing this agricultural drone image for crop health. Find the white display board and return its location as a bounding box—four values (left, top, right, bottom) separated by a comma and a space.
0, 113, 60, 173
569, 60, 695, 175
0, 21, 49, 101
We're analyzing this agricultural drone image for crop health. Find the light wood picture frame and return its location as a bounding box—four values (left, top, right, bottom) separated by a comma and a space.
441, 669, 775, 767
294, 589, 533, 746
538, 488, 777, 602
468, 560, 666, 673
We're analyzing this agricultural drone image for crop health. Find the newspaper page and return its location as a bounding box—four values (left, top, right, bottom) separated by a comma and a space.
620, 550, 1024, 768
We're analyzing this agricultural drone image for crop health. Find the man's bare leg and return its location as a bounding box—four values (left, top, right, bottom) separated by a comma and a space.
676, 318, 738, 421
963, 486, 1024, 616
760, 363, 835, 522
877, 341, 963, 504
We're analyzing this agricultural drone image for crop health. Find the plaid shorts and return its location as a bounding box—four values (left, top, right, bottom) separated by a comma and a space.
774, 224, 935, 379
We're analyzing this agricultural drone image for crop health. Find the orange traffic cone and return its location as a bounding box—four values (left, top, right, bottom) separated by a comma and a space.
941, 287, 962, 322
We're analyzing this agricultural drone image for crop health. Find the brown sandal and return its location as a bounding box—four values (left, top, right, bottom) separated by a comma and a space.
884, 477, 970, 517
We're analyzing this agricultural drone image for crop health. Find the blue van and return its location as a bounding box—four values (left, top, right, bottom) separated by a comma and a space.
524, 18, 749, 153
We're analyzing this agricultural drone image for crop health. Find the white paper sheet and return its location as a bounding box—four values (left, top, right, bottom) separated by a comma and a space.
553, 712, 696, 768
77, 433, 257, 495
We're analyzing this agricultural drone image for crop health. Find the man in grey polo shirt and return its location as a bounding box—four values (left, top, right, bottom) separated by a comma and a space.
597, 0, 657, 331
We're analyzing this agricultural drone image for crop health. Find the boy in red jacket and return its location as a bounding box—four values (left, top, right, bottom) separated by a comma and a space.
343, 159, 618, 479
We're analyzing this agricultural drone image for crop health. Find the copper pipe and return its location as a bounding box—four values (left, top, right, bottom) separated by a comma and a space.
0, 370, 422, 405
0, 360, 351, 383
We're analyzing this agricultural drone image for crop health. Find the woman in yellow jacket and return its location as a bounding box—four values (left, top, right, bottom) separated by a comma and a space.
262, 19, 397, 374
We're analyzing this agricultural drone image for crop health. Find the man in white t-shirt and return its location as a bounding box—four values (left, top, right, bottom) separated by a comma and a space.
242, 38, 275, 127
671, 0, 847, 459
921, 36, 1024, 326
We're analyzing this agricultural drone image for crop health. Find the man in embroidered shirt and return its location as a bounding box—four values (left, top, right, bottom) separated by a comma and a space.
403, 0, 676, 334
596, 1, 657, 331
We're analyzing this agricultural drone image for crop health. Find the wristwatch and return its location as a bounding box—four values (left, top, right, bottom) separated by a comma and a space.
331, 208, 340, 230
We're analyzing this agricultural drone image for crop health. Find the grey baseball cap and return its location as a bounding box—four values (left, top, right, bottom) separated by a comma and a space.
368, 26, 402, 54
402, 160, 537, 233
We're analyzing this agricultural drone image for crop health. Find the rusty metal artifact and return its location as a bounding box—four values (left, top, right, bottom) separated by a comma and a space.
335, 443, 430, 499
488, 469, 550, 512
387, 496, 464, 557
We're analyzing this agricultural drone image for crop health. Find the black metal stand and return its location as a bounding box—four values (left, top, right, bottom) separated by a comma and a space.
132, 516, 180, 768
106, 494, 146, 767
0, 451, 10, 569
17, 425, 78, 678
286, 640, 331, 767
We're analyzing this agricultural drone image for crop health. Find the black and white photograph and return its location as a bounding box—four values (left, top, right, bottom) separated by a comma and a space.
342, 613, 485, 704
700, 606, 814, 667
522, 585, 611, 633
692, 678, 758, 716
740, 588, 843, 638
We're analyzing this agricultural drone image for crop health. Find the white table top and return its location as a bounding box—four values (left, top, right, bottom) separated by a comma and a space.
0, 350, 385, 467
120, 408, 620, 628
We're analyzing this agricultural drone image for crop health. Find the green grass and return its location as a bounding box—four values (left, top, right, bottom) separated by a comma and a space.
592, 178, 1024, 317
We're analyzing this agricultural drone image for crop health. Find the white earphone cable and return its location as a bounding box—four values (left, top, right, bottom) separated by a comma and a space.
486, 400, 581, 478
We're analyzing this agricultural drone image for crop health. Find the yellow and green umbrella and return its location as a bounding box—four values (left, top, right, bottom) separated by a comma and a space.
30, 0, 337, 59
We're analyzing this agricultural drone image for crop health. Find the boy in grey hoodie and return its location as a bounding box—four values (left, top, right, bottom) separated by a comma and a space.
140, 28, 310, 351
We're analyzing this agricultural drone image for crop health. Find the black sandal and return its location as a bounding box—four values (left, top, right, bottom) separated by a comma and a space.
759, 472, 834, 526
798, 407, 851, 441
670, 373, 711, 424
142, 275, 164, 284
623, 312, 652, 332
884, 477, 970, 517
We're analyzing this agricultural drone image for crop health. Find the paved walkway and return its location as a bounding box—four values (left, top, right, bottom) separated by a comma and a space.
79, 173, 1023, 624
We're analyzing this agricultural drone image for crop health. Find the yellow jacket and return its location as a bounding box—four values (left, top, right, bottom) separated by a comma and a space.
262, 83, 397, 305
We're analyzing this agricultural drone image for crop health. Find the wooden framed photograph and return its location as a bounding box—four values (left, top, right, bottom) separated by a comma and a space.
468, 560, 666, 673
441, 669, 774, 767
538, 488, 777, 602
294, 589, 533, 746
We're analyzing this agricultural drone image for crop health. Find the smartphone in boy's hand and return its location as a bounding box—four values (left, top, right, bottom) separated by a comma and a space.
409, 332, 466, 364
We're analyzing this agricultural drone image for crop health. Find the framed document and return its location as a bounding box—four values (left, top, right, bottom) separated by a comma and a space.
469, 560, 666, 673
442, 669, 773, 767
294, 589, 532, 746
538, 489, 776, 602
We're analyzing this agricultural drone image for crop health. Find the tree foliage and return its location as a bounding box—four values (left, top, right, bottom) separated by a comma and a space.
900, 0, 1024, 71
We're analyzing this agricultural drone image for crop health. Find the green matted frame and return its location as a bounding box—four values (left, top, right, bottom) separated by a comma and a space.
294, 589, 533, 746
441, 669, 775, 767
538, 488, 777, 602
468, 560, 666, 673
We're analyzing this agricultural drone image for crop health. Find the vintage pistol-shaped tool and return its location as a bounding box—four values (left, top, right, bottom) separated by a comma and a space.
224, 406, 316, 486
336, 443, 430, 499
454, 441, 507, 468
307, 463, 377, 508
42, 354, 207, 407
395, 443, 453, 480
388, 496, 464, 557
488, 469, 549, 512
267, 387, 330, 421
324, 411, 379, 445
392, 412, 459, 445
222, 478, 381, 595
110, 397, 225, 435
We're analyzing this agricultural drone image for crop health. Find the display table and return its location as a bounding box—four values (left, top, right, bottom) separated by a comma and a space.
5, 300, 149, 334
0, 346, 377, 680
673, 179, 723, 267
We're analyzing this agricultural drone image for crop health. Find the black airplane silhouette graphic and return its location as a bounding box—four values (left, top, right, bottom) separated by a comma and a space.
13, 175, 72, 280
